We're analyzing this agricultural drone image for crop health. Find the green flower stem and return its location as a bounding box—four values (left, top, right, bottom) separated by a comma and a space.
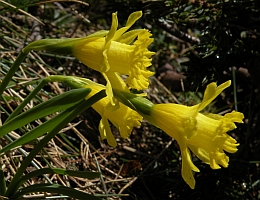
113, 89, 154, 116
45, 75, 87, 89
22, 38, 80, 55
0, 51, 28, 97
113, 89, 158, 126
5, 89, 106, 197
0, 37, 81, 103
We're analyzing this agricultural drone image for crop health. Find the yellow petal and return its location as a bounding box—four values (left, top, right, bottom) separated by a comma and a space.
179, 139, 199, 189
102, 49, 110, 72
189, 145, 210, 164
105, 71, 129, 91
118, 29, 144, 44
105, 12, 118, 47
223, 110, 244, 124
99, 117, 117, 147
209, 151, 229, 169
198, 80, 231, 111
102, 72, 117, 106
98, 118, 107, 140
73, 37, 105, 72
85, 30, 108, 39
113, 11, 142, 41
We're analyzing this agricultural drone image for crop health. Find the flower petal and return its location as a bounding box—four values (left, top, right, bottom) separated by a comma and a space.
113, 11, 142, 41
98, 118, 107, 140
198, 80, 231, 111
85, 30, 109, 39
102, 48, 110, 72
105, 71, 129, 91
102, 72, 117, 106
99, 117, 117, 147
179, 138, 199, 189
209, 151, 229, 169
105, 12, 118, 47
118, 29, 144, 44
188, 145, 210, 164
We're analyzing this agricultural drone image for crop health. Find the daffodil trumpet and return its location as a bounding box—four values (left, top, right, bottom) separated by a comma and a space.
114, 80, 244, 189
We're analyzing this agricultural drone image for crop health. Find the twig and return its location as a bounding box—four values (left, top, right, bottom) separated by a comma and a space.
156, 18, 200, 44
37, 0, 89, 7
123, 146, 150, 157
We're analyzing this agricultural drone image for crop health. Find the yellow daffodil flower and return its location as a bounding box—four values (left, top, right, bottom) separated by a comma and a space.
113, 80, 244, 188
72, 11, 155, 105
149, 80, 244, 189
22, 11, 154, 106
84, 80, 142, 147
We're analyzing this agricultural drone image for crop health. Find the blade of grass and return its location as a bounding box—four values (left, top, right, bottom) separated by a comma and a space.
6, 79, 47, 122
16, 168, 100, 190
3, 134, 53, 186
59, 132, 80, 153
0, 51, 27, 97
10, 183, 101, 200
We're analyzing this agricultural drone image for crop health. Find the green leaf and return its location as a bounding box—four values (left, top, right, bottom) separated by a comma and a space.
6, 79, 47, 122
0, 51, 27, 97
15, 168, 100, 191
0, 102, 83, 154
0, 88, 91, 139
5, 90, 106, 196
10, 183, 101, 200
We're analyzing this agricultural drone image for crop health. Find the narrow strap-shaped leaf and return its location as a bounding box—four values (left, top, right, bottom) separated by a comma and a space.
0, 51, 28, 96
10, 183, 101, 200
0, 88, 91, 138
16, 168, 100, 190
5, 106, 77, 195
6, 90, 106, 196
6, 79, 47, 122
0, 101, 85, 154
